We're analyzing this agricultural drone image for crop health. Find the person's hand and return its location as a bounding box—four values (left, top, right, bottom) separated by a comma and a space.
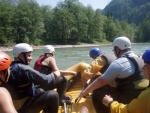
54, 71, 61, 78
72, 72, 77, 76
103, 95, 113, 107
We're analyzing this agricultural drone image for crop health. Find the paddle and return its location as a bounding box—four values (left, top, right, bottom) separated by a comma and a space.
61, 99, 68, 113
75, 79, 91, 103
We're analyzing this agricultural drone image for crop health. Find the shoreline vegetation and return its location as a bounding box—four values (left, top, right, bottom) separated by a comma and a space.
0, 44, 111, 52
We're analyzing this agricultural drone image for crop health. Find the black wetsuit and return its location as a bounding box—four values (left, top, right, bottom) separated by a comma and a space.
34, 55, 68, 100
3, 61, 59, 113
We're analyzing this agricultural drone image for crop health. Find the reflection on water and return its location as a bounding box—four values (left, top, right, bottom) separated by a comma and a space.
5, 43, 150, 70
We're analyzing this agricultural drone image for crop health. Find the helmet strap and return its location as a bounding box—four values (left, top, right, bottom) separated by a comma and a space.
4, 69, 8, 82
22, 52, 28, 65
18, 53, 28, 65
149, 79, 150, 87
114, 47, 121, 58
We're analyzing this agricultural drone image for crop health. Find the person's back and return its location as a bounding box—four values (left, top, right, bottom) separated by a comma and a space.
34, 55, 52, 74
3, 43, 60, 113
103, 48, 150, 113
81, 37, 149, 113
0, 87, 17, 113
0, 51, 17, 113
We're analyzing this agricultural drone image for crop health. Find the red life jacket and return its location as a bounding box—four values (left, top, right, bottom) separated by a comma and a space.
34, 55, 45, 72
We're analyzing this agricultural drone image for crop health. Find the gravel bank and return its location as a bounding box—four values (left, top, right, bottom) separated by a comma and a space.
0, 44, 106, 52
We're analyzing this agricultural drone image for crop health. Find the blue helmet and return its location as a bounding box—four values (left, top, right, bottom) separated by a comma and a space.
89, 48, 102, 58
142, 48, 150, 63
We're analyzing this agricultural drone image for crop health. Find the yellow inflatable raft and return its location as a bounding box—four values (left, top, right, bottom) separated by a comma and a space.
58, 62, 102, 113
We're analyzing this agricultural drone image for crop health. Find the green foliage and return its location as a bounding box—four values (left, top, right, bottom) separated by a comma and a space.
0, 0, 15, 45
135, 16, 150, 42
103, 0, 150, 25
0, 0, 149, 46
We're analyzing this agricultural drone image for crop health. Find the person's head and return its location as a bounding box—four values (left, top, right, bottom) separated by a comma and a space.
13, 43, 33, 65
142, 48, 150, 80
89, 48, 102, 59
112, 36, 131, 58
43, 45, 55, 56
0, 51, 12, 85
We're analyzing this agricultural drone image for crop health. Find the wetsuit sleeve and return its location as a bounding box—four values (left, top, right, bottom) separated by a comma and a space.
91, 56, 106, 68
20, 65, 56, 90
110, 89, 150, 113
81, 56, 105, 84
110, 99, 149, 113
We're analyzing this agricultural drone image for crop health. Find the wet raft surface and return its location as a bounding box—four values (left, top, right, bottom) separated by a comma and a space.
58, 70, 96, 113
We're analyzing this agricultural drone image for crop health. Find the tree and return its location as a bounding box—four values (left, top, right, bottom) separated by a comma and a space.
0, 0, 15, 46
13, 0, 44, 44
136, 17, 150, 42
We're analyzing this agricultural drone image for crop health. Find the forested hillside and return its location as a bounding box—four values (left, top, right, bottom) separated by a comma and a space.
103, 0, 150, 25
0, 0, 150, 46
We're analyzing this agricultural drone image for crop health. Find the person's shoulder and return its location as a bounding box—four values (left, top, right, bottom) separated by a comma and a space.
111, 57, 126, 67
116, 57, 127, 62
46, 56, 55, 63
0, 87, 9, 95
101, 53, 117, 60
12, 62, 33, 71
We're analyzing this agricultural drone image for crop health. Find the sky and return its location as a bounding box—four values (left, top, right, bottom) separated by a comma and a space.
36, 0, 112, 10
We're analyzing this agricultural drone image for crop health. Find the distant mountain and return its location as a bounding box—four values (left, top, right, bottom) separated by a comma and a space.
102, 0, 150, 25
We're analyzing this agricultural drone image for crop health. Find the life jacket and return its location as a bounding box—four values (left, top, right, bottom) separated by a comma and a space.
1, 61, 35, 100
100, 54, 117, 73
81, 54, 116, 84
34, 55, 45, 72
34, 55, 52, 75
116, 56, 149, 90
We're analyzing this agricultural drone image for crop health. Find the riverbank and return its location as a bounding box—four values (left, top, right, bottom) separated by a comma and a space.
0, 44, 110, 52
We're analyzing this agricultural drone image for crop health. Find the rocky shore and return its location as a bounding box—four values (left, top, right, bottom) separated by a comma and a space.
0, 44, 106, 52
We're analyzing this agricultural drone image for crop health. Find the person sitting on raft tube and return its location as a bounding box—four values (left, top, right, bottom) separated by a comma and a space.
0, 51, 17, 113
103, 48, 150, 113
81, 47, 116, 86
2, 43, 60, 113
81, 36, 149, 113
34, 45, 77, 105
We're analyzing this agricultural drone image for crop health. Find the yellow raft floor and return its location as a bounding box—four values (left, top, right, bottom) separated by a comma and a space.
58, 78, 96, 113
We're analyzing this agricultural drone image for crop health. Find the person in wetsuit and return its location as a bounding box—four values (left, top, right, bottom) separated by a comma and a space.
34, 45, 76, 105
81, 47, 116, 86
3, 43, 62, 113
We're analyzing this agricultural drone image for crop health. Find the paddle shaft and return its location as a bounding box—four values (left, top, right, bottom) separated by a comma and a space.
75, 79, 91, 103
62, 100, 68, 113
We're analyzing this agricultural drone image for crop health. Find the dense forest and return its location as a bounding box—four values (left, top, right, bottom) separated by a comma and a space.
0, 0, 150, 46
103, 0, 150, 25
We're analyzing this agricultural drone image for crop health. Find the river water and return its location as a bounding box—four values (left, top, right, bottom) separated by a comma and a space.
5, 43, 150, 70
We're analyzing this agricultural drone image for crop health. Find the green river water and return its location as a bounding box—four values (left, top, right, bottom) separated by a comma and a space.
5, 43, 150, 70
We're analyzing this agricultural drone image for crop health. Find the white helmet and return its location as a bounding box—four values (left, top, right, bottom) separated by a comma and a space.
43, 45, 55, 53
13, 43, 33, 57
113, 37, 131, 50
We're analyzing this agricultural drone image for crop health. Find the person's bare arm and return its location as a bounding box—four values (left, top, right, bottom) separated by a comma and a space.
59, 70, 77, 76
0, 87, 17, 113
81, 76, 108, 97
48, 57, 59, 71
49, 57, 77, 76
